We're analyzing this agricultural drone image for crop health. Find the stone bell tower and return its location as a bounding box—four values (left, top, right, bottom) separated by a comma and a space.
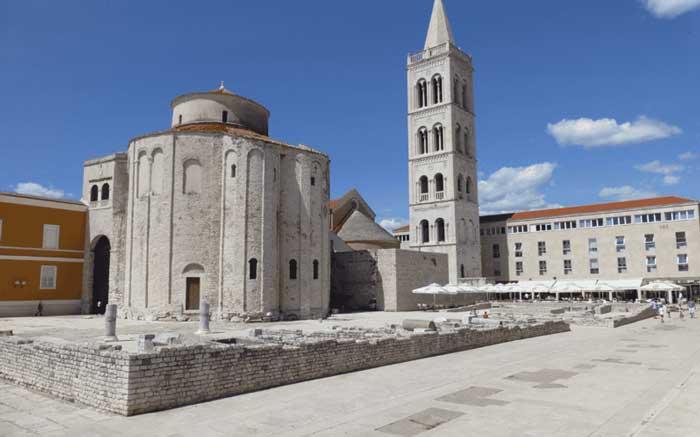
407, 0, 481, 283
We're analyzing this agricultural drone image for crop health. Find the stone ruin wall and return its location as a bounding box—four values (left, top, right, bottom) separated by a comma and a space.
0, 321, 569, 416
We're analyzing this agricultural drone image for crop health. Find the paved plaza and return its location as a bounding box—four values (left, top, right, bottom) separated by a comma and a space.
1, 313, 699, 436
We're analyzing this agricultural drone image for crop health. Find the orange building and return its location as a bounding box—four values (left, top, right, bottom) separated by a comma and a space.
0, 192, 87, 316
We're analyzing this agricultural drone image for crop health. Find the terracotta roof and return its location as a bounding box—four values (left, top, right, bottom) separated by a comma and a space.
393, 225, 410, 233
511, 196, 696, 221
165, 123, 326, 158
330, 198, 341, 209
0, 191, 85, 206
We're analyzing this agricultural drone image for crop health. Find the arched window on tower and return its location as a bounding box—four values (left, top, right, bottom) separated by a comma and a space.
433, 124, 444, 151
249, 258, 258, 280
466, 176, 473, 202
313, 260, 319, 280
455, 125, 462, 153
101, 183, 110, 202
432, 75, 443, 104
419, 176, 429, 202
434, 173, 444, 199
416, 79, 428, 108
231, 164, 236, 178
461, 264, 466, 278
464, 128, 471, 157
420, 220, 430, 244
222, 111, 228, 123
457, 174, 464, 199
418, 127, 428, 154
436, 218, 446, 242
462, 83, 468, 110
289, 259, 298, 280
453, 77, 460, 106
183, 160, 202, 194
90, 185, 99, 203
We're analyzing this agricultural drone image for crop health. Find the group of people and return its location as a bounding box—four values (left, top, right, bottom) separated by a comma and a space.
651, 298, 697, 322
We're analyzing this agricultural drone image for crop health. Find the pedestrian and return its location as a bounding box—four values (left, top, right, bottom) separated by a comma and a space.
651, 300, 658, 318
689, 300, 696, 319
659, 304, 665, 323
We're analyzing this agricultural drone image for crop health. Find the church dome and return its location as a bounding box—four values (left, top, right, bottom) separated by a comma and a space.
170, 83, 270, 135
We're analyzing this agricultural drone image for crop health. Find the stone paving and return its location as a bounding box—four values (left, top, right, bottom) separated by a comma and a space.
1, 314, 699, 436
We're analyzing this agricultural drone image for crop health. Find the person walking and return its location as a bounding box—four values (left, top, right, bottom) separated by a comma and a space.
659, 303, 665, 323
689, 300, 696, 319
652, 300, 658, 319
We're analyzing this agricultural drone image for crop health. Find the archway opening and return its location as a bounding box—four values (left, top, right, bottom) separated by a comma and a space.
91, 236, 111, 314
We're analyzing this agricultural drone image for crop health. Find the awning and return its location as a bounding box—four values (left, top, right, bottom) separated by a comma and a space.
602, 278, 643, 290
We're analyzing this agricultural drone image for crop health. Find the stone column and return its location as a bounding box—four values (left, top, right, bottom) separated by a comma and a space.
197, 301, 210, 334
104, 304, 118, 342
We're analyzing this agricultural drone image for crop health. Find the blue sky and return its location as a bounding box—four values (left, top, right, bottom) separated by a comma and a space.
1, 0, 699, 229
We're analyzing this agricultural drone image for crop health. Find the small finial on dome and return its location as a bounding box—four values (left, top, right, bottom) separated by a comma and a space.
219, 80, 225, 90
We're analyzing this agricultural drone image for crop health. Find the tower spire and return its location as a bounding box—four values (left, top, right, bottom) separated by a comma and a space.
424, 0, 455, 50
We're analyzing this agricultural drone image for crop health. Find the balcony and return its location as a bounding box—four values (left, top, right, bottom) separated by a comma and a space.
435, 191, 445, 200
419, 193, 429, 202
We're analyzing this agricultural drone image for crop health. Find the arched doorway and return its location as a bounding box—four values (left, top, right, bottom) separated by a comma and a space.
92, 236, 111, 314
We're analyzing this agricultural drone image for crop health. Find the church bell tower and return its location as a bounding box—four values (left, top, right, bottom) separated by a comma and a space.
407, 0, 482, 283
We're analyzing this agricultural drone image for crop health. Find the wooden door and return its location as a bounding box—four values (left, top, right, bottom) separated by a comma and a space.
186, 277, 200, 311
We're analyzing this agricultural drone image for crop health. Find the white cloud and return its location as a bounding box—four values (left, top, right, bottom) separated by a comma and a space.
599, 186, 658, 201
13, 182, 65, 199
635, 160, 684, 175
479, 163, 561, 214
547, 116, 682, 148
642, 0, 700, 18
379, 217, 408, 232
635, 160, 684, 185
679, 151, 698, 161
663, 175, 681, 185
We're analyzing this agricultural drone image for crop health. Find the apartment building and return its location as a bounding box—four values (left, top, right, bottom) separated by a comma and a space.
479, 196, 700, 296
0, 192, 87, 316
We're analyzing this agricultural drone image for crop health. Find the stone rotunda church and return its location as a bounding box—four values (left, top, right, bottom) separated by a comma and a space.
82, 85, 331, 321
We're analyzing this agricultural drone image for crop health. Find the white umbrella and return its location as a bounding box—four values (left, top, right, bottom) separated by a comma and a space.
412, 283, 445, 309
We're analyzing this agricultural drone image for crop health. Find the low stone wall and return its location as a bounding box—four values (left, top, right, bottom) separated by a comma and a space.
612, 305, 656, 328
0, 321, 569, 416
0, 339, 130, 415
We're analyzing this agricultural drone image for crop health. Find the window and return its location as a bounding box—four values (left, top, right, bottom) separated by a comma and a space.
460, 264, 465, 278
645, 234, 655, 251
419, 176, 429, 199
464, 129, 471, 157
40, 266, 57, 290
607, 216, 632, 226
90, 185, 99, 203
580, 218, 604, 228
43, 224, 60, 249
508, 225, 528, 234
289, 259, 298, 280
494, 262, 501, 277
457, 174, 464, 198
311, 177, 316, 186
433, 125, 444, 151
635, 213, 662, 224
455, 125, 462, 152
539, 260, 547, 276
588, 238, 598, 256
564, 260, 572, 275
231, 165, 236, 178
665, 210, 695, 221
514, 242, 523, 258
516, 262, 524, 276
678, 254, 689, 272
466, 177, 473, 201
183, 160, 202, 194
313, 260, 319, 280
590, 259, 600, 275
617, 257, 627, 273
562, 240, 571, 256
615, 236, 625, 252
554, 221, 577, 230
647, 256, 657, 273
676, 232, 687, 249
420, 220, 430, 243
432, 75, 443, 104
532, 223, 552, 232
222, 111, 228, 123
462, 84, 468, 110
418, 128, 429, 154
436, 218, 446, 242
435, 173, 444, 193
492, 244, 500, 259
417, 80, 428, 108
101, 183, 110, 201
249, 258, 258, 280
178, 114, 183, 125
538, 241, 546, 256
